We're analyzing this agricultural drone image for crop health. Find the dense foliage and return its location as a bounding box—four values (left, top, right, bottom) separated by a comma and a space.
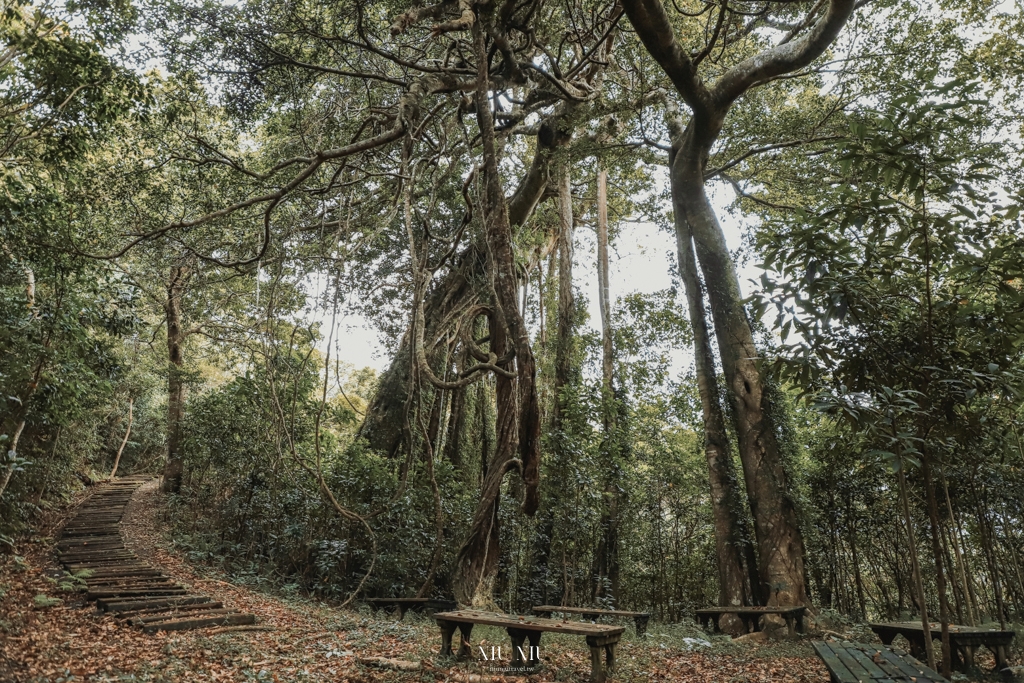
1, 0, 1022, 662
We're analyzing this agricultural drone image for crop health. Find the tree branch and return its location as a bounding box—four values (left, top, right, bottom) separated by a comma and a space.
712, 0, 856, 107
621, 0, 714, 117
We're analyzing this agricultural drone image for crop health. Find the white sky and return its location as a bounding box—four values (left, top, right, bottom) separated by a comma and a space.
317, 181, 756, 374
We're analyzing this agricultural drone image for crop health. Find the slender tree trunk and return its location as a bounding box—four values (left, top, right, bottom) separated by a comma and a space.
0, 420, 26, 503
0, 265, 41, 504
939, 517, 966, 624
977, 494, 1007, 628
593, 162, 621, 603
998, 505, 1024, 617
945, 473, 980, 623
109, 398, 134, 480
553, 161, 575, 429
528, 264, 555, 605
425, 385, 445, 457
671, 129, 808, 607
922, 457, 952, 677
161, 265, 188, 494
846, 495, 868, 620
669, 142, 758, 613
898, 468, 936, 671
596, 164, 614, 405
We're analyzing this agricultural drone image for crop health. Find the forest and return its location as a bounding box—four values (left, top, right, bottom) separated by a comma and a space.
1, 0, 1023, 680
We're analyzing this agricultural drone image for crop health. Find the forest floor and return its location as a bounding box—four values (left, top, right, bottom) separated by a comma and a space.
0, 479, 998, 683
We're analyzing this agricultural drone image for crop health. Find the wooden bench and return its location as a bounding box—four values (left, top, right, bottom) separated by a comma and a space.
870, 621, 1015, 675
434, 609, 623, 683
695, 605, 807, 638
365, 597, 457, 619
813, 640, 947, 682
533, 605, 650, 637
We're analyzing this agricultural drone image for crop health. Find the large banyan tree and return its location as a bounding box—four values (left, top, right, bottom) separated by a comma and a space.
103, 0, 862, 612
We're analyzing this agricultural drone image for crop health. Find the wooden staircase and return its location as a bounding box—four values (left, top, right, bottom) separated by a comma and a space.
58, 476, 256, 633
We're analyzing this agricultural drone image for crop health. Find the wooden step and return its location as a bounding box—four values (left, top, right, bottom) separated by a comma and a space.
132, 607, 239, 626
98, 596, 213, 612
116, 601, 224, 620
85, 579, 181, 590
74, 568, 164, 579
141, 613, 256, 633
87, 587, 187, 600
65, 561, 150, 572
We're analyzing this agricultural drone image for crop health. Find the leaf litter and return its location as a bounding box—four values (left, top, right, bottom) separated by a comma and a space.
0, 482, 829, 682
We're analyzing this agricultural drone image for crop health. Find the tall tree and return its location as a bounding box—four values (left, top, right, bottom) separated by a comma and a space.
624, 0, 856, 607
161, 263, 189, 493
668, 110, 759, 613
591, 156, 620, 603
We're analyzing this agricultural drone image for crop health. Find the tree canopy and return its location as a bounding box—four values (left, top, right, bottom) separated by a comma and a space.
2, 0, 1023, 676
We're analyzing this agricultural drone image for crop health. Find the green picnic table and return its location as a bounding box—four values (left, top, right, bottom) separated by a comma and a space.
813, 640, 947, 682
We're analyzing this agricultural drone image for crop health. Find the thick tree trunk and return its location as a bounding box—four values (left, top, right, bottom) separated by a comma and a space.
669, 145, 758, 613
358, 112, 571, 459
359, 246, 482, 458
161, 265, 188, 494
671, 130, 808, 607
451, 23, 544, 606
621, 0, 855, 614
452, 316, 514, 607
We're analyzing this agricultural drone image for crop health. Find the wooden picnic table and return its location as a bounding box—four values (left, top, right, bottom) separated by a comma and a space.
532, 605, 650, 637
365, 597, 457, 619
869, 621, 1015, 674
434, 609, 623, 683
813, 640, 947, 682
695, 605, 807, 638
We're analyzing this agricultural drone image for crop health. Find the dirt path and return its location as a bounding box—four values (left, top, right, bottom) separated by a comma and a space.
1, 480, 830, 682
1, 481, 372, 682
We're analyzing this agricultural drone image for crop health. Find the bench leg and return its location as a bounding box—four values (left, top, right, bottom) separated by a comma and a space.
397, 605, 407, 620
634, 616, 648, 637
508, 628, 527, 667
505, 629, 542, 670
456, 623, 474, 660
960, 644, 975, 671
944, 641, 960, 671
438, 620, 456, 657
994, 644, 1008, 673
785, 616, 796, 639
907, 637, 925, 660
528, 631, 542, 668
586, 635, 619, 683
